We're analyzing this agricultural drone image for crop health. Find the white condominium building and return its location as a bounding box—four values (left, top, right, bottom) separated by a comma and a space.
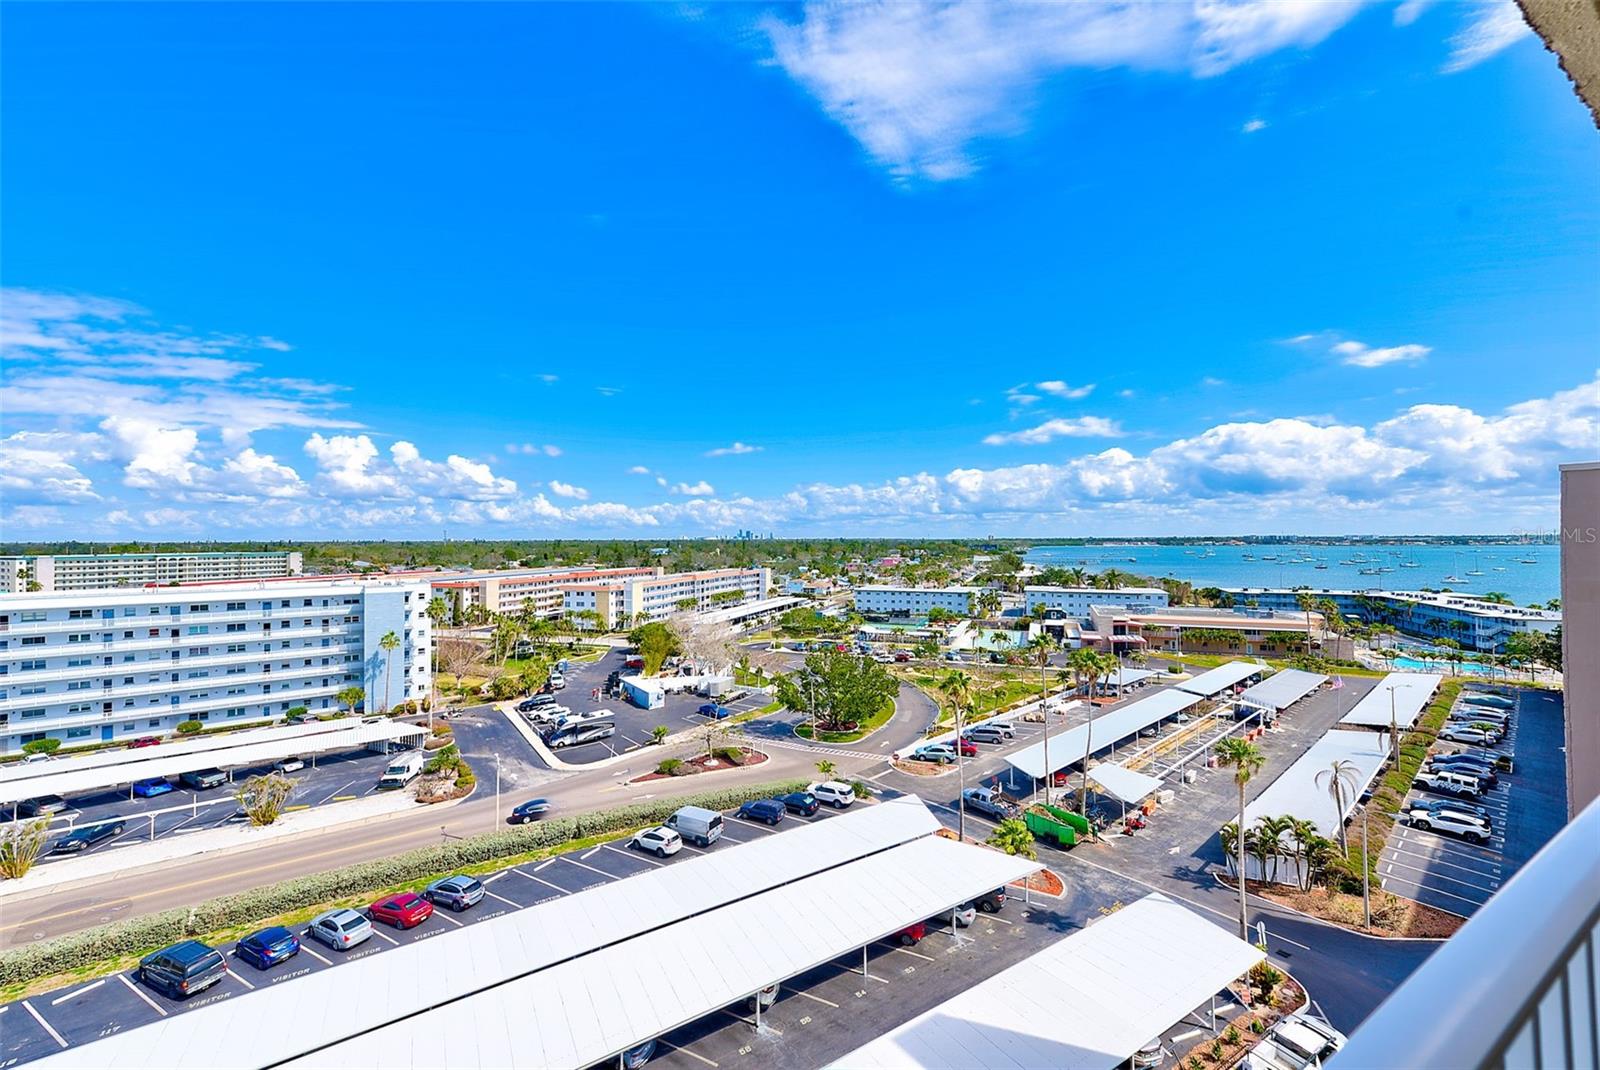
613, 567, 772, 626
1023, 585, 1170, 623
431, 566, 660, 619
0, 551, 303, 593
854, 585, 978, 617
0, 579, 431, 754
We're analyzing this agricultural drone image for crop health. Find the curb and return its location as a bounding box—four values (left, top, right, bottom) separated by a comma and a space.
1209, 868, 1451, 943
495, 703, 720, 774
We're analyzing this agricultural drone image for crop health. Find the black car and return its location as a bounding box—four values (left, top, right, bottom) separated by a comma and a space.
139, 940, 228, 999
510, 798, 552, 824
736, 799, 785, 825
51, 818, 126, 854
973, 887, 1007, 913
778, 791, 819, 816
179, 768, 227, 790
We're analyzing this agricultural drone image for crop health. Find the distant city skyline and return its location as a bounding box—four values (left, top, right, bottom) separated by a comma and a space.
2, 3, 1596, 538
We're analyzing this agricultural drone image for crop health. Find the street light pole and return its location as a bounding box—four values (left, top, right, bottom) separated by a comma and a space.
1388, 685, 1399, 764
494, 752, 501, 831
1361, 804, 1371, 929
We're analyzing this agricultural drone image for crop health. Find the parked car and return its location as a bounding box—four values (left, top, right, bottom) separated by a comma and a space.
1240, 1012, 1347, 1070
179, 768, 226, 790
369, 891, 434, 929
1461, 691, 1515, 710
955, 737, 978, 758
911, 743, 958, 765
548, 673, 566, 690
526, 704, 572, 725
515, 697, 542, 713
1413, 769, 1485, 798
308, 908, 375, 951
1412, 796, 1491, 817
1439, 747, 1514, 773
127, 736, 162, 749
892, 921, 927, 946
697, 702, 732, 720
424, 874, 485, 911
235, 926, 301, 970
528, 692, 557, 708
139, 940, 228, 998
1426, 757, 1498, 786
1448, 706, 1509, 726
377, 752, 426, 789
736, 799, 786, 826
21, 752, 54, 764
982, 720, 1017, 739
872, 652, 894, 663
1403, 804, 1492, 844
17, 795, 71, 817
973, 887, 1007, 913
132, 777, 175, 798
894, 651, 913, 663
621, 1039, 658, 1069
812, 781, 856, 809
779, 791, 819, 816
961, 787, 1019, 821
52, 817, 126, 853
631, 826, 683, 858
273, 756, 305, 774
665, 805, 724, 846
939, 902, 978, 928
510, 798, 552, 824
1438, 724, 1501, 746
545, 721, 615, 749
964, 725, 1008, 745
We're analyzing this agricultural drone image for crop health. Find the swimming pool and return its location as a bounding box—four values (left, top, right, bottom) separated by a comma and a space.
1389, 655, 1504, 676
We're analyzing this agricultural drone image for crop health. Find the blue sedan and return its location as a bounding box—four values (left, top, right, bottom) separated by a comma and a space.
697, 703, 731, 720
236, 926, 300, 969
132, 777, 174, 798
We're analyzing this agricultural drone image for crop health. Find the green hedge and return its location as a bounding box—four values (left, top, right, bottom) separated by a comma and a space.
0, 777, 808, 988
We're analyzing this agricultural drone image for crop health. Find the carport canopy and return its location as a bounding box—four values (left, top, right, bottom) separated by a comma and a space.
0, 720, 425, 807
1106, 666, 1160, 688
1172, 660, 1266, 697
1235, 668, 1328, 712
1243, 728, 1391, 838
1005, 688, 1202, 780
829, 892, 1265, 1070
1338, 671, 1442, 729
1087, 762, 1163, 804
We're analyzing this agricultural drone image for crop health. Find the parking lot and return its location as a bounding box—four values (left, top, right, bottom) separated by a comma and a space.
0, 791, 1139, 1070
16, 744, 403, 871
517, 648, 774, 765
1379, 685, 1566, 917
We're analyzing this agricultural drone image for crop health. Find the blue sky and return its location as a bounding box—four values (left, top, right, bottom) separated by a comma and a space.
2, 1, 1596, 538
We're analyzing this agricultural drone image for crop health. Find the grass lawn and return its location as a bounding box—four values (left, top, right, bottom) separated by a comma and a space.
793, 697, 896, 743
727, 700, 783, 726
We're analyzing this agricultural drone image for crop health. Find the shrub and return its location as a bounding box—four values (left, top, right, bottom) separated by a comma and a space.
390, 701, 417, 717
1225, 1025, 1240, 1045
712, 746, 745, 766
650, 726, 670, 745
0, 819, 51, 879
235, 773, 295, 827
656, 758, 685, 776
430, 722, 454, 737
1250, 1019, 1265, 1035
284, 706, 309, 721
174, 720, 203, 736
0, 778, 808, 986
850, 780, 871, 799
1248, 961, 1284, 1005
20, 740, 60, 756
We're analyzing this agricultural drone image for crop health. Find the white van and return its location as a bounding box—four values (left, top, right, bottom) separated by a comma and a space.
378, 752, 425, 790
664, 805, 724, 847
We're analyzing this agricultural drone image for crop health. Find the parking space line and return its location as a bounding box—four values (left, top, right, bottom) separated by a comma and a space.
51, 979, 105, 1005
116, 974, 167, 1018
484, 889, 521, 908
1385, 840, 1500, 876
730, 816, 777, 832
891, 945, 935, 962
227, 968, 256, 990
718, 1008, 782, 1035
300, 944, 333, 965
792, 989, 840, 1008
1381, 875, 1483, 910
533, 859, 557, 872
605, 843, 662, 867
371, 928, 401, 946
657, 1039, 719, 1067
433, 910, 465, 927
580, 846, 602, 861
519, 871, 570, 895
559, 856, 614, 880
1382, 857, 1497, 895
317, 780, 356, 805
482, 870, 510, 883
22, 1000, 68, 1048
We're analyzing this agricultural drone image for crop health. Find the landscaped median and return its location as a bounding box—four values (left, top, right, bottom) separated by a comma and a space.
0, 778, 808, 998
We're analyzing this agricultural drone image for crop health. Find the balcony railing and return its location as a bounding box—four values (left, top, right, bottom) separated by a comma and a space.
1334, 793, 1600, 1069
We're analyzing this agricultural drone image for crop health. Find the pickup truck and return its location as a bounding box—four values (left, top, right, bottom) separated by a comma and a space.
961, 787, 1020, 821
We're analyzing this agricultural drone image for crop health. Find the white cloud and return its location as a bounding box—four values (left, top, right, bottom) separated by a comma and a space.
222, 448, 305, 499
596, 386, 622, 396
628, 465, 653, 475
984, 417, 1122, 446
390, 442, 518, 501
1201, 377, 1226, 386
761, 1, 1368, 181
538, 373, 559, 383
548, 480, 590, 500
1394, 0, 1431, 26
1036, 380, 1095, 399
1334, 339, 1431, 368
706, 441, 763, 456
542, 444, 562, 457
1442, 1, 1529, 72
1242, 118, 1268, 133
101, 416, 202, 488
505, 442, 563, 457
0, 430, 107, 503
304, 433, 395, 496
671, 480, 716, 496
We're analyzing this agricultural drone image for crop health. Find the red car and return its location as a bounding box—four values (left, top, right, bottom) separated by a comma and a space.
892, 922, 927, 946
127, 736, 162, 749
957, 738, 978, 758
368, 892, 433, 929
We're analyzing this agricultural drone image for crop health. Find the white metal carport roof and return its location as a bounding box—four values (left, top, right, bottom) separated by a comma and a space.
1173, 661, 1266, 697
830, 892, 1264, 1070
32, 796, 948, 1070
1235, 668, 1328, 711
1087, 762, 1164, 804
1006, 689, 1203, 780
1338, 671, 1441, 729
0, 720, 425, 806
1243, 728, 1392, 837
1106, 666, 1160, 688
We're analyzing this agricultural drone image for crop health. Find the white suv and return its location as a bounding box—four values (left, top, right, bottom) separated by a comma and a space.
1403, 804, 1492, 844
631, 826, 683, 858
812, 781, 856, 808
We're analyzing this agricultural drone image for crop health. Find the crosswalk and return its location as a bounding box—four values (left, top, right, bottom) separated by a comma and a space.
753, 735, 885, 762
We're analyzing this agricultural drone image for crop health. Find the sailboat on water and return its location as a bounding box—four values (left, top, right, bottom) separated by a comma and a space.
1443, 550, 1464, 584
1466, 550, 1484, 577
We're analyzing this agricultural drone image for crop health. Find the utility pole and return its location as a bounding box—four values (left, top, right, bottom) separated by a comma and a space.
493, 752, 501, 831
1361, 804, 1371, 930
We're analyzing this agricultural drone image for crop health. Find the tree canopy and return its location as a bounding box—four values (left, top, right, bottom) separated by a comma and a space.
774, 650, 898, 732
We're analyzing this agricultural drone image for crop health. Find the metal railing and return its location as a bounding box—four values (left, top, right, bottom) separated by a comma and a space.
1334, 794, 1600, 1069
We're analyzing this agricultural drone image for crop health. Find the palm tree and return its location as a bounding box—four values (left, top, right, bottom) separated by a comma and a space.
1097, 568, 1126, 591
1216, 738, 1266, 939
1315, 759, 1361, 856
1286, 816, 1320, 892
1254, 814, 1292, 885
937, 670, 974, 841
1064, 566, 1089, 587
1028, 635, 1057, 803
976, 590, 1001, 619
378, 630, 401, 714
426, 596, 448, 634
337, 685, 366, 715
1296, 591, 1317, 653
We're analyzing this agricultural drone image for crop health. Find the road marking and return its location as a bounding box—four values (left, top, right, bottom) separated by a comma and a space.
22, 1000, 68, 1047
117, 974, 167, 1017
228, 968, 256, 990
1379, 875, 1483, 910
518, 871, 569, 895
656, 1040, 719, 1067
793, 989, 840, 1008
891, 945, 935, 962
605, 843, 662, 867
433, 910, 464, 927
299, 944, 333, 965
678, 841, 708, 854
560, 856, 614, 880
730, 815, 776, 831
580, 846, 602, 861
484, 890, 521, 909
51, 979, 105, 1004
719, 1008, 782, 1035
371, 928, 401, 946
984, 915, 1014, 926
533, 859, 557, 872
1380, 857, 1497, 895
482, 870, 510, 883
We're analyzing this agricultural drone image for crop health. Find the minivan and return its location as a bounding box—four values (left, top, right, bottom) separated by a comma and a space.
377, 752, 425, 789
665, 805, 724, 847
964, 726, 1007, 745
179, 768, 226, 790
139, 940, 228, 998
